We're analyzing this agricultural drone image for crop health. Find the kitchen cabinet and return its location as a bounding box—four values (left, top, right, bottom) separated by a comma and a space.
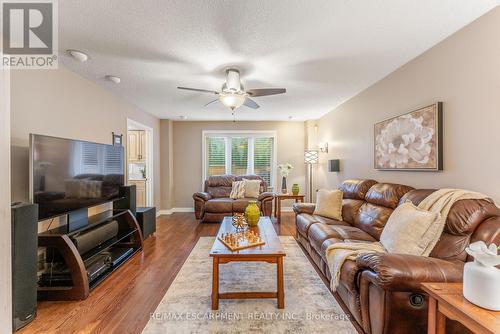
127, 130, 146, 163
129, 179, 146, 207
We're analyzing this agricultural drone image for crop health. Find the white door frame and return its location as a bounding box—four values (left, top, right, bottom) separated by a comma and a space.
127, 119, 154, 207
0, 52, 12, 333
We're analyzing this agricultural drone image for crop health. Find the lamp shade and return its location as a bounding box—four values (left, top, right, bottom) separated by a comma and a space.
328, 159, 340, 172
219, 92, 247, 110
304, 149, 319, 164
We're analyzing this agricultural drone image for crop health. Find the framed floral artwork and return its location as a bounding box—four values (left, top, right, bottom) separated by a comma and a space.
374, 102, 443, 171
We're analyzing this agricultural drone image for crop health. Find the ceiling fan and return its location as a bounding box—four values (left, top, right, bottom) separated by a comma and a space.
177, 68, 286, 111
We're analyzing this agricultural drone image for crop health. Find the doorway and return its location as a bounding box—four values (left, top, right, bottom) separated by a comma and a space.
126, 119, 154, 207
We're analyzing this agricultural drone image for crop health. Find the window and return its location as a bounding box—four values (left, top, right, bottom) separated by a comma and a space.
203, 131, 276, 188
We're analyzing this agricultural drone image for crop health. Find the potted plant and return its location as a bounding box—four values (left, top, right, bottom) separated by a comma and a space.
277, 163, 294, 194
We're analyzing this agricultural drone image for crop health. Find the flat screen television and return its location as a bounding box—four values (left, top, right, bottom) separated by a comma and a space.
30, 134, 125, 221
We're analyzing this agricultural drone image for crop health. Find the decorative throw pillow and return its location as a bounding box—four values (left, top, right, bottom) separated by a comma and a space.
243, 179, 261, 198
230, 181, 246, 199
313, 189, 343, 221
380, 201, 440, 256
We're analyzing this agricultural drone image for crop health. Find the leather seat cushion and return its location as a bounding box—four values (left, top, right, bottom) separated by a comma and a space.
204, 198, 233, 213
296, 214, 320, 238
232, 198, 260, 212
308, 224, 376, 254
296, 214, 350, 238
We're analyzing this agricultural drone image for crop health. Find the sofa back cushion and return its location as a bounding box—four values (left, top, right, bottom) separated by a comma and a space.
205, 175, 235, 198
352, 183, 414, 240
341, 199, 365, 224
205, 174, 267, 198
338, 179, 377, 200
235, 174, 267, 193
365, 183, 415, 209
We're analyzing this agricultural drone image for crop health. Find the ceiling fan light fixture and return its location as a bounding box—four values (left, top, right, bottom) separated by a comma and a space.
219, 92, 247, 110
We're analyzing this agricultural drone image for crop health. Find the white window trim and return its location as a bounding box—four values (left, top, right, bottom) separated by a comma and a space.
202, 130, 277, 190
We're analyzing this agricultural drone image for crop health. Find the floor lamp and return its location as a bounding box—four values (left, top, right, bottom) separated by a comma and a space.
304, 149, 319, 203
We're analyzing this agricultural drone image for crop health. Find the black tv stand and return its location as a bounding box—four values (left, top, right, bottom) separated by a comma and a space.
38, 209, 143, 301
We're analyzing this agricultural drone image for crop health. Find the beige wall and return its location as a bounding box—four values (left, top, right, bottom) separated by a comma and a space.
160, 119, 174, 209
1, 61, 12, 334
10, 66, 161, 210
172, 121, 306, 208
315, 7, 500, 201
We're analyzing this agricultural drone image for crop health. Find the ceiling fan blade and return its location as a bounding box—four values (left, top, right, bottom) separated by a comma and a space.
204, 99, 220, 107
246, 88, 286, 97
177, 86, 219, 94
243, 97, 260, 109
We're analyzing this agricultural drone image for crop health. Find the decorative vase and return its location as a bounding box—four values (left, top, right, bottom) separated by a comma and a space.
245, 201, 260, 226
463, 261, 500, 310
281, 176, 287, 194
292, 184, 300, 196
463, 241, 500, 310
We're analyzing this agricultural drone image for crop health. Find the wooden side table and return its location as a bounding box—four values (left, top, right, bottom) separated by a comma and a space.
422, 282, 500, 334
274, 194, 305, 223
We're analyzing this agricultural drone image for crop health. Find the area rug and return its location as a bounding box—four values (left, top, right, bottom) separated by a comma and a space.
143, 236, 356, 334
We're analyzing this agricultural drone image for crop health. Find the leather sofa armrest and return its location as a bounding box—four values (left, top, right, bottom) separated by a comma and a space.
193, 192, 211, 201
258, 192, 275, 202
356, 253, 464, 292
193, 192, 211, 220
292, 203, 316, 215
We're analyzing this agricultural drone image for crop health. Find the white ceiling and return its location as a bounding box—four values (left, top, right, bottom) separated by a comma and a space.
59, 0, 499, 121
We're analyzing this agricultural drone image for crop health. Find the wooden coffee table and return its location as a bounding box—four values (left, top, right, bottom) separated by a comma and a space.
422, 282, 500, 334
209, 216, 286, 310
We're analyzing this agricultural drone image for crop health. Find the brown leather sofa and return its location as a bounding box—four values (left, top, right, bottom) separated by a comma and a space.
193, 174, 275, 223
294, 179, 500, 334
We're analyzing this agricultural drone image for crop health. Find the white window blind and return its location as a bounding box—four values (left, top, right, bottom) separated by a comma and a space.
231, 137, 248, 176
254, 137, 273, 186
207, 137, 226, 176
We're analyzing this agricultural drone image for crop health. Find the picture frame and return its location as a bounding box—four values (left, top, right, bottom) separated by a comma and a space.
112, 132, 123, 146
374, 102, 443, 171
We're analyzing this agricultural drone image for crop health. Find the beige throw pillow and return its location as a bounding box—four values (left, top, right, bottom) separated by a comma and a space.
313, 189, 343, 221
380, 201, 440, 256
243, 179, 261, 198
230, 181, 246, 199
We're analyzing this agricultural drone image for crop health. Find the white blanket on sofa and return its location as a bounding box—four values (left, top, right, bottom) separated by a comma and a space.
325, 189, 490, 292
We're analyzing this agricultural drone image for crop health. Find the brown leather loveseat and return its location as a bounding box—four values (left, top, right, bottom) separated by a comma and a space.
193, 174, 275, 223
294, 179, 500, 334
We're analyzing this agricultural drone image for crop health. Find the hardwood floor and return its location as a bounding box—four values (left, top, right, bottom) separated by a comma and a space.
20, 213, 297, 334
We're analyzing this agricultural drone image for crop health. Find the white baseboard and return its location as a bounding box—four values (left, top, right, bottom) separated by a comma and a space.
157, 207, 194, 216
